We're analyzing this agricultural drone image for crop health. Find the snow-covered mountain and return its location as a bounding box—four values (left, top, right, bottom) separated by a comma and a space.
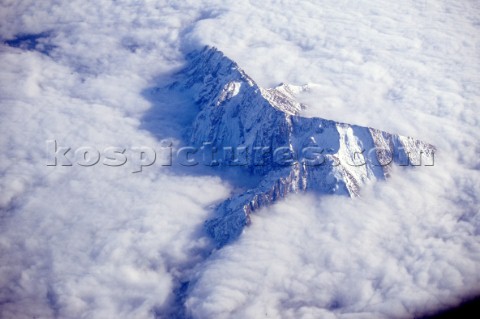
171, 46, 436, 247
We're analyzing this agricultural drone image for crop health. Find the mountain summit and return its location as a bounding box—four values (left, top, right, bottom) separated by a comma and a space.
170, 46, 435, 247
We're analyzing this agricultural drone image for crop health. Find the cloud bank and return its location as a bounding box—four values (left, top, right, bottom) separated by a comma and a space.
187, 165, 480, 318
0, 0, 479, 318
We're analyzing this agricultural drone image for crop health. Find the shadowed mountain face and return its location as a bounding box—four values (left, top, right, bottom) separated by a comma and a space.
168, 46, 436, 247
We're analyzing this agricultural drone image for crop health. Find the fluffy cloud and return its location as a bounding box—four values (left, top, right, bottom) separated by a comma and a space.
0, 1, 227, 318
0, 0, 479, 318
186, 165, 480, 318
0, 47, 233, 318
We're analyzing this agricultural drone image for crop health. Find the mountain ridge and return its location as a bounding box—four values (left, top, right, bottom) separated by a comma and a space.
169, 46, 436, 247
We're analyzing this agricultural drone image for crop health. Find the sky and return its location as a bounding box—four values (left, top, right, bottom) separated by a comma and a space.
1, 0, 479, 318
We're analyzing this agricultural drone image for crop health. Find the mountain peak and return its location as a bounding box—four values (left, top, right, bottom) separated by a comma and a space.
169, 46, 436, 247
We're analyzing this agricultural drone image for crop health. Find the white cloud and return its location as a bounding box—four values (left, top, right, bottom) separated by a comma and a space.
0, 0, 479, 318
187, 165, 480, 319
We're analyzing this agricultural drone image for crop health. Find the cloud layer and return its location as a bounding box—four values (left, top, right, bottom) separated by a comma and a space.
0, 0, 479, 318
187, 165, 480, 318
